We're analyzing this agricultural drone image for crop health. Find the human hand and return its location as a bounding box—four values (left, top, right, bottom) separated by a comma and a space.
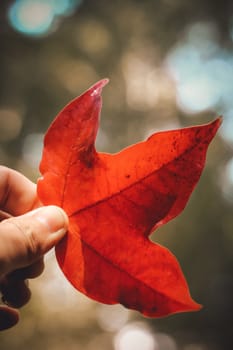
0, 166, 68, 331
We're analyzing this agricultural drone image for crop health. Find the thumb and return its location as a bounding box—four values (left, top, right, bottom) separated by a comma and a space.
0, 206, 68, 275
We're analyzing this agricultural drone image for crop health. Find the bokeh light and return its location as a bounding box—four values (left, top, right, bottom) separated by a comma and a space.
8, 0, 55, 36
7, 0, 82, 37
220, 157, 233, 202
0, 108, 23, 141
114, 323, 157, 350
22, 133, 43, 168
122, 51, 174, 112
176, 75, 219, 113
51, 0, 80, 15
96, 304, 129, 332
75, 19, 112, 56
122, 52, 159, 111
34, 251, 93, 314
219, 109, 233, 145
166, 21, 233, 117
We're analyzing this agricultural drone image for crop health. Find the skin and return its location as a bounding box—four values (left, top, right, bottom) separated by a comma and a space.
0, 166, 68, 331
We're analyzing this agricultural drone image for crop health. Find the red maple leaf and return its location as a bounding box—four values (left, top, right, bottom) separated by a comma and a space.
37, 79, 221, 317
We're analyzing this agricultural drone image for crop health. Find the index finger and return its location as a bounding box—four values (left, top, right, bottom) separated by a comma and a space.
0, 166, 40, 217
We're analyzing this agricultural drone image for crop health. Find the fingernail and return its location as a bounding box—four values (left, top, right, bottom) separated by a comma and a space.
28, 206, 69, 236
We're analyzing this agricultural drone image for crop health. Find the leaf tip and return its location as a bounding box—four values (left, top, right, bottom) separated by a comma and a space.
214, 115, 223, 127
89, 78, 109, 97
189, 300, 203, 312
217, 115, 223, 126
207, 116, 222, 140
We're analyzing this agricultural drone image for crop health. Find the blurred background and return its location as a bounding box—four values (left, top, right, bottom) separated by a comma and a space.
0, 0, 233, 349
